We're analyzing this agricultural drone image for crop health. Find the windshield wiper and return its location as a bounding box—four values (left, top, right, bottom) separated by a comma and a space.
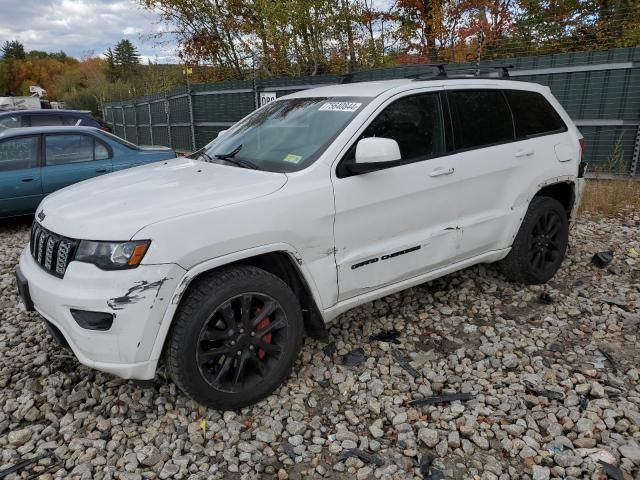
215, 144, 243, 160
220, 157, 261, 170
214, 144, 260, 170
189, 147, 215, 163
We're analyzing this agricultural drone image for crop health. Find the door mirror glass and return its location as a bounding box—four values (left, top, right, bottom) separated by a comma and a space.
355, 137, 401, 164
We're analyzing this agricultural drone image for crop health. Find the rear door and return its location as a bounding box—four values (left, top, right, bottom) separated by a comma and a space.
42, 133, 113, 194
0, 135, 43, 217
442, 87, 521, 258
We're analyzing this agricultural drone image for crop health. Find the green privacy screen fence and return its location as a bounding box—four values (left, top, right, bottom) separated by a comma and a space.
103, 47, 640, 175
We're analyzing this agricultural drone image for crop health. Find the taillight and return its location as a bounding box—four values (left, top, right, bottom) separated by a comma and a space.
578, 138, 585, 158
101, 126, 112, 133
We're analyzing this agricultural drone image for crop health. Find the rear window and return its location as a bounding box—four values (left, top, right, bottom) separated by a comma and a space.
505, 90, 566, 138
95, 130, 139, 150
448, 90, 514, 150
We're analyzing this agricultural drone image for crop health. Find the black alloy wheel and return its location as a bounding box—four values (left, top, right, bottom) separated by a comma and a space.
196, 293, 287, 393
166, 266, 304, 410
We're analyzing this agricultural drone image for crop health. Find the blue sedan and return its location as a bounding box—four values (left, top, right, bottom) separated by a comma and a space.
0, 126, 176, 218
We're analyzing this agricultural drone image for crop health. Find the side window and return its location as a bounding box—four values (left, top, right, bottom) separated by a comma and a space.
94, 140, 110, 160
30, 115, 62, 127
0, 115, 22, 130
60, 115, 80, 126
505, 90, 566, 138
360, 93, 446, 161
45, 135, 94, 166
0, 136, 39, 172
448, 90, 514, 150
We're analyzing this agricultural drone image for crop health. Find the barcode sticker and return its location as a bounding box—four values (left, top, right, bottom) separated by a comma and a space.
319, 102, 362, 112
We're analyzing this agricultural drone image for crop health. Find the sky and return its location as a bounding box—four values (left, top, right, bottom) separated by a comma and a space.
0, 0, 178, 62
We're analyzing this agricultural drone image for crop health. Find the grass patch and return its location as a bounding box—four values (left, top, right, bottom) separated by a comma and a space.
580, 178, 640, 217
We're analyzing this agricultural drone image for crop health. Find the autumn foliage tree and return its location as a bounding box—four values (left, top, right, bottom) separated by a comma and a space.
139, 0, 639, 78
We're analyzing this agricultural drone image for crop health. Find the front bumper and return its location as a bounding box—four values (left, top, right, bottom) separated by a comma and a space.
18, 247, 185, 379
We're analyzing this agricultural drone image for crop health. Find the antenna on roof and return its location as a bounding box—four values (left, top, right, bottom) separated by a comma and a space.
492, 65, 515, 78
339, 73, 354, 84
406, 64, 448, 80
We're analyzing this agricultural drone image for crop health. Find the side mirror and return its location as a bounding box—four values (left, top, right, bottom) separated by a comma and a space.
217, 129, 228, 138
347, 137, 402, 174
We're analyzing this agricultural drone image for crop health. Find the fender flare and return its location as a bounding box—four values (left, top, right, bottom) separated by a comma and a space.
145, 242, 325, 364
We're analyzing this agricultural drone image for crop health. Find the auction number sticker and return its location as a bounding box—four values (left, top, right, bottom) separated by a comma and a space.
319, 102, 362, 112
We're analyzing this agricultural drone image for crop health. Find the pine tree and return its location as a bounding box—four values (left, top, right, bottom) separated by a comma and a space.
109, 40, 141, 80
105, 47, 116, 80
1, 40, 26, 60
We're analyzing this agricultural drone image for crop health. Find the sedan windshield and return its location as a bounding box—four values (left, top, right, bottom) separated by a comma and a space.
195, 96, 370, 172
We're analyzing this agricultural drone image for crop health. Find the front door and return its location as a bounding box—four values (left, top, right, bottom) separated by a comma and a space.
42, 133, 113, 194
331, 90, 463, 302
0, 135, 43, 217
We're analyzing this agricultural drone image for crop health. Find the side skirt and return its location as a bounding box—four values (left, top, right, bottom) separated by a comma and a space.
321, 248, 510, 323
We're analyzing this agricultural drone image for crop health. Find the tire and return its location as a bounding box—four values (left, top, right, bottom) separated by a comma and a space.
166, 266, 303, 410
499, 196, 569, 285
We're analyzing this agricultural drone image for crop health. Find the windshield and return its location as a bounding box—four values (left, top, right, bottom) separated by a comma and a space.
195, 96, 371, 172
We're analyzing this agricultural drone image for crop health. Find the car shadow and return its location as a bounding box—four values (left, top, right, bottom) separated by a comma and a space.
0, 215, 33, 230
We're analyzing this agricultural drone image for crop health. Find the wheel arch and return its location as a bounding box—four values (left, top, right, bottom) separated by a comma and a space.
148, 244, 328, 368
534, 180, 576, 220
504, 177, 577, 252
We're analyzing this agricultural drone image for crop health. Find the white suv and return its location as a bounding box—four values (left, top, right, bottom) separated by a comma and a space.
16, 78, 585, 409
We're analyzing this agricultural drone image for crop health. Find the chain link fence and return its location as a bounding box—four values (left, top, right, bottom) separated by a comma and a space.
103, 46, 640, 175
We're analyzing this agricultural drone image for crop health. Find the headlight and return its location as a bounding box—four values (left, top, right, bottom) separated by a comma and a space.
75, 240, 151, 270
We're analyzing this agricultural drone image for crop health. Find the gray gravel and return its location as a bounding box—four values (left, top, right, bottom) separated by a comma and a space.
1, 212, 639, 480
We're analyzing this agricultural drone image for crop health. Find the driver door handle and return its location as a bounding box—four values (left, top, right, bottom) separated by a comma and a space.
95, 168, 108, 173
429, 167, 455, 177
21, 177, 34, 182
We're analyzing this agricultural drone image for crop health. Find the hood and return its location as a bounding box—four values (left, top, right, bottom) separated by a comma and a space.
37, 157, 287, 240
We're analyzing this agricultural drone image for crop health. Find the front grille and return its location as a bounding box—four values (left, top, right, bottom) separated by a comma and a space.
30, 222, 78, 278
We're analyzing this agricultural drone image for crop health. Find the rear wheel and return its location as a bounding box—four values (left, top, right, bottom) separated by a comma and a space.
166, 266, 303, 409
499, 196, 569, 284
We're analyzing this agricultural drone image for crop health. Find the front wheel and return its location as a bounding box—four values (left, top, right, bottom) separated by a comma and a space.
499, 196, 569, 284
166, 266, 303, 410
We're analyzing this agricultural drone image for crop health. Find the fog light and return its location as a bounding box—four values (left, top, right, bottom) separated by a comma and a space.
70, 309, 114, 331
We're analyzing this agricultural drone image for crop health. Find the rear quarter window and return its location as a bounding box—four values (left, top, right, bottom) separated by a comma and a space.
505, 90, 566, 138
448, 90, 514, 150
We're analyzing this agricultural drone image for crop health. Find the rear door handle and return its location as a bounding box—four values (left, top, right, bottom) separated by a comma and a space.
21, 177, 34, 182
429, 167, 455, 177
95, 168, 108, 173
515, 148, 534, 158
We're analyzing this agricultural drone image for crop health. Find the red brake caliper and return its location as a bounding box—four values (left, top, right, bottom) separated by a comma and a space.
256, 317, 272, 360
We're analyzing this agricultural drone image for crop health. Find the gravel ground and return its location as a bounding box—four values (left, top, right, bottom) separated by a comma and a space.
1, 212, 639, 480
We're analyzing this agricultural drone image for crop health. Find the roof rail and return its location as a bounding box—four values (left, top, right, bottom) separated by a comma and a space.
407, 64, 448, 80
491, 65, 515, 78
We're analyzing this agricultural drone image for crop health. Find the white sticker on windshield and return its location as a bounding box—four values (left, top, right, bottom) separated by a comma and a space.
319, 102, 362, 112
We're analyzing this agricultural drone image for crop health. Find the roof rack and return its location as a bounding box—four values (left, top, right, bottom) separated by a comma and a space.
406, 64, 448, 80
491, 65, 515, 78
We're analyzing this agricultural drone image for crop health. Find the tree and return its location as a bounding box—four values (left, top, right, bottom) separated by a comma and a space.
114, 39, 141, 68
1, 40, 26, 60
105, 47, 117, 80
105, 40, 142, 80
